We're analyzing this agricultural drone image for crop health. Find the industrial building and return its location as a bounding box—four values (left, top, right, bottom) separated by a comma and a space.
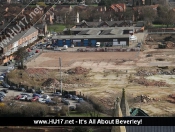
52, 27, 142, 47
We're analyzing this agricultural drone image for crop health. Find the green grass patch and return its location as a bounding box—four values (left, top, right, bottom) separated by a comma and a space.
152, 24, 175, 28
48, 24, 66, 33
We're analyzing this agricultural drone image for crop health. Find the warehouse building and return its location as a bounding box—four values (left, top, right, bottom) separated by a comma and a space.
52, 27, 142, 47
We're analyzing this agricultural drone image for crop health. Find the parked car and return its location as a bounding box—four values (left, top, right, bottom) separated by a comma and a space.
0, 97, 4, 102
64, 94, 72, 99
0, 76, 4, 79
38, 98, 48, 103
1, 89, 8, 93
26, 96, 33, 101
31, 96, 39, 102
0, 92, 6, 97
0, 78, 4, 84
33, 93, 42, 98
8, 66, 14, 71
41, 95, 50, 99
78, 98, 84, 103
69, 106, 76, 111
21, 93, 31, 97
19, 95, 27, 101
52, 92, 62, 97
35, 50, 39, 53
26, 89, 35, 93
17, 88, 26, 92
64, 100, 70, 105
45, 100, 57, 105
14, 95, 22, 100
2, 82, 10, 88
9, 86, 17, 90
72, 95, 79, 100
61, 98, 67, 103
31, 46, 36, 50
1, 73, 6, 77
36, 90, 44, 94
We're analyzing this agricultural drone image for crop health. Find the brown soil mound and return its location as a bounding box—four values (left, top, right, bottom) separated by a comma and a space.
42, 78, 60, 87
167, 94, 175, 103
134, 95, 160, 103
133, 77, 170, 87
67, 67, 89, 74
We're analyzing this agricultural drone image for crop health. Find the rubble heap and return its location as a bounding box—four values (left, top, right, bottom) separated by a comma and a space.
167, 94, 175, 103
42, 78, 60, 87
165, 41, 175, 49
136, 69, 175, 76
134, 95, 160, 103
134, 77, 170, 87
67, 67, 89, 74
136, 69, 157, 76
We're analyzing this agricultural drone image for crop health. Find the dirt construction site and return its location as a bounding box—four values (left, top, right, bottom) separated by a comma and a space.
13, 34, 175, 116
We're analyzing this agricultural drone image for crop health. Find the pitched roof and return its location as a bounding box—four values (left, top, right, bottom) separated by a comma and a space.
77, 30, 89, 35
0, 26, 38, 47
120, 88, 130, 117
100, 29, 112, 35
76, 20, 132, 28
111, 3, 126, 12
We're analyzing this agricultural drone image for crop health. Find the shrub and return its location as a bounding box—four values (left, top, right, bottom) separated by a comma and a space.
0, 103, 49, 117
59, 105, 68, 116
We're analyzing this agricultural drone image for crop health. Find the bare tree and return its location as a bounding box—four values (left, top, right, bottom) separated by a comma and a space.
140, 6, 156, 27
14, 47, 28, 69
76, 102, 100, 117
157, 5, 175, 27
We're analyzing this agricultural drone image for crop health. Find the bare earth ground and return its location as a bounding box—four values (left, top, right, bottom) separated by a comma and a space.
26, 48, 175, 116
27, 52, 138, 71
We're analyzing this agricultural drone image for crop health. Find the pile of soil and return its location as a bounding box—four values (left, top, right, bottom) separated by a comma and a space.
136, 68, 175, 76
133, 77, 170, 87
42, 78, 60, 87
67, 67, 89, 74
134, 95, 160, 103
164, 36, 175, 41
167, 94, 175, 103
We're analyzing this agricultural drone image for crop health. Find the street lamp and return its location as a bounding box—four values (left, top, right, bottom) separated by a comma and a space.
59, 57, 62, 95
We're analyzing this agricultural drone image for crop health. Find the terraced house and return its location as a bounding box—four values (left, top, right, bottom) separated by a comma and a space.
0, 26, 38, 64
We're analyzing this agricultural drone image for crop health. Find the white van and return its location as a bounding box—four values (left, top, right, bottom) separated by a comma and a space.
96, 42, 101, 47
63, 45, 68, 50
54, 46, 61, 51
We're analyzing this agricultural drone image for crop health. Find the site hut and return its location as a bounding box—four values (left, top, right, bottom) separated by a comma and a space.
51, 27, 141, 48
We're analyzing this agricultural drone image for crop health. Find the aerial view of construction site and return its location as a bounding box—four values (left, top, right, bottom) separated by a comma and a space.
13, 33, 174, 117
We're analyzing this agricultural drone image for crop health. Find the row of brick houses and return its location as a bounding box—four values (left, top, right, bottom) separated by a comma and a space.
0, 26, 38, 64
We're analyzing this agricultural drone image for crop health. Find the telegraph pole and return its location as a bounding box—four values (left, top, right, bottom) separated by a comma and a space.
59, 57, 62, 94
